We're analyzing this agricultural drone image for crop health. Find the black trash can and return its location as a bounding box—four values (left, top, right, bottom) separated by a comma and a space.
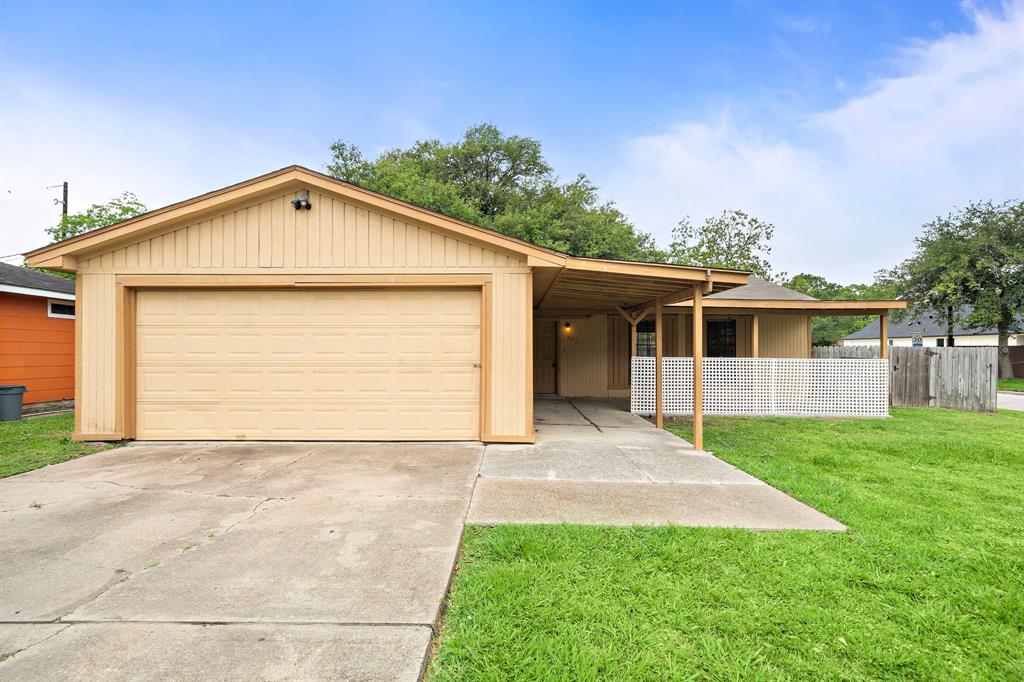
0, 385, 27, 421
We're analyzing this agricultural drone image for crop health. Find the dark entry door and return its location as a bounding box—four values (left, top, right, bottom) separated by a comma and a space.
533, 320, 557, 393
706, 319, 737, 357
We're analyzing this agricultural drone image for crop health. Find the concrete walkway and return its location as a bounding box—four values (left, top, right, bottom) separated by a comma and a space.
1, 399, 843, 679
469, 398, 846, 530
997, 391, 1024, 411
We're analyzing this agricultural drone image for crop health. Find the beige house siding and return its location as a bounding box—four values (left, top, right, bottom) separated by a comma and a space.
555, 312, 812, 397
557, 315, 609, 398
81, 191, 524, 272
74, 188, 531, 441
759, 314, 810, 358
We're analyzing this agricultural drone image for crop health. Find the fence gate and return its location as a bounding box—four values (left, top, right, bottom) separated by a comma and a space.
889, 347, 997, 412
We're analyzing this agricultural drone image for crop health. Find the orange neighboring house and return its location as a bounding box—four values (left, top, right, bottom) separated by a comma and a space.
0, 262, 76, 404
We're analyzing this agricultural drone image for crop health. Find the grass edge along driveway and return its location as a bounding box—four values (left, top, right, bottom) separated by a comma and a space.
429, 408, 1024, 681
0, 413, 116, 478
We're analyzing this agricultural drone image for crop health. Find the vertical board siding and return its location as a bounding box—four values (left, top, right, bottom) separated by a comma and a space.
760, 314, 810, 358
488, 272, 529, 436
78, 273, 116, 434
75, 190, 530, 440
557, 315, 610, 397
85, 191, 524, 271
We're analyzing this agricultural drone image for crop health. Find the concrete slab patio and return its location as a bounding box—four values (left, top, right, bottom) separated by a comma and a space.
1, 398, 844, 679
470, 398, 846, 530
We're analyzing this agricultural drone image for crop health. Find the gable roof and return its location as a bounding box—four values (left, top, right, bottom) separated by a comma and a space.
23, 165, 754, 302
844, 305, 1024, 340
706, 276, 816, 301
0, 262, 76, 295
24, 165, 570, 269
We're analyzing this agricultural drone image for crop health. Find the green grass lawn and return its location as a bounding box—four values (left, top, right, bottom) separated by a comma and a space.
430, 408, 1024, 681
998, 377, 1024, 392
0, 413, 116, 478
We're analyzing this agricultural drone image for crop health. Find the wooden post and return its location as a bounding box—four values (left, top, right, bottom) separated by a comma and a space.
655, 297, 664, 429
806, 315, 813, 357
630, 320, 638, 358
879, 313, 889, 359
751, 314, 759, 358
692, 284, 703, 450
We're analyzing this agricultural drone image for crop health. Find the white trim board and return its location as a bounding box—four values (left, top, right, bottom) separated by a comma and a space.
0, 283, 75, 301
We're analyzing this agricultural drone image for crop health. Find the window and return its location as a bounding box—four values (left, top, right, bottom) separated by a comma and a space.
636, 320, 656, 357
47, 300, 75, 319
936, 338, 945, 347
706, 319, 737, 357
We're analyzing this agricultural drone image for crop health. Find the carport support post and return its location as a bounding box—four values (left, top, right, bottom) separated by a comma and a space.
879, 313, 889, 359
692, 284, 704, 450
751, 314, 759, 358
655, 297, 664, 429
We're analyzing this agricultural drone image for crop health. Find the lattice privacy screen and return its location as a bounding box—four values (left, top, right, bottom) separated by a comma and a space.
632, 357, 889, 417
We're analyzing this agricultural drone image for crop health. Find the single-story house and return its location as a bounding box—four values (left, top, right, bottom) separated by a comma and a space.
842, 306, 1023, 348
25, 166, 903, 448
0, 262, 76, 404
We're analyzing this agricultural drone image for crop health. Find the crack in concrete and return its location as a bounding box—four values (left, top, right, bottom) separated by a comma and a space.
219, 444, 335, 494
567, 399, 656, 483
0, 623, 71, 662
221, 497, 277, 536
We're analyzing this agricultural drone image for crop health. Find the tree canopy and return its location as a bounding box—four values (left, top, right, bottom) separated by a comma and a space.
326, 124, 664, 261
881, 200, 1024, 377
46, 192, 146, 243
668, 210, 779, 280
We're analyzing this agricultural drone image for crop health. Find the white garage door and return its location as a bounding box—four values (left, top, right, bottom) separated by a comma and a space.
135, 288, 480, 440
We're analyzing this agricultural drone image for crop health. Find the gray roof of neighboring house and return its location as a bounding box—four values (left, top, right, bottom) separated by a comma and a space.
844, 305, 1024, 340
0, 262, 76, 295
707, 276, 817, 301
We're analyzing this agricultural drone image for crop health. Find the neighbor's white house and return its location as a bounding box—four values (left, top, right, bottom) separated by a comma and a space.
842, 306, 1024, 348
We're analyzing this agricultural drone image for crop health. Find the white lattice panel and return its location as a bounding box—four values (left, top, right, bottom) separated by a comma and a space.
632, 357, 889, 417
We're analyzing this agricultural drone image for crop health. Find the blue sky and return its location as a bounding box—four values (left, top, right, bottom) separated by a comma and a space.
1, 0, 1021, 282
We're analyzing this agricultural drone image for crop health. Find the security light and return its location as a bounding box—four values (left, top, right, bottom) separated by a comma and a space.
291, 192, 312, 210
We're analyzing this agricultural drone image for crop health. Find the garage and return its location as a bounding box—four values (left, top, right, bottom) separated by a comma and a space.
135, 288, 481, 440
25, 165, 745, 444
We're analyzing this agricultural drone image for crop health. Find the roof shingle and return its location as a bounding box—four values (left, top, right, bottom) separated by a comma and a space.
0, 262, 76, 295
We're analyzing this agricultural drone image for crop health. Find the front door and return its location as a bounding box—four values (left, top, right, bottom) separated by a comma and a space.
533, 320, 557, 394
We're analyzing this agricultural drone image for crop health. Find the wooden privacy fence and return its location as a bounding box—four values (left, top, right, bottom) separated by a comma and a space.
812, 346, 880, 359
1009, 346, 1024, 378
815, 345, 999, 412
889, 346, 997, 412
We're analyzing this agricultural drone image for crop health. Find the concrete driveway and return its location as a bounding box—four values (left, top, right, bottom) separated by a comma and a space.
1, 399, 843, 680
0, 442, 483, 681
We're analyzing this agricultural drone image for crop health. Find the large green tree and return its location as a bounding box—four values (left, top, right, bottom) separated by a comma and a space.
326, 124, 663, 261
883, 200, 1023, 378
668, 210, 779, 280
46, 192, 146, 242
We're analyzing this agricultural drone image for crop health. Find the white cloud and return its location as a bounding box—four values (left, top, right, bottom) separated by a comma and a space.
0, 71, 316, 262
605, 3, 1024, 283
778, 17, 831, 33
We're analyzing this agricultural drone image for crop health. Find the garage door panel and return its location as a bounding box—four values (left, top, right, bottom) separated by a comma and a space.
138, 365, 478, 401
135, 289, 480, 440
136, 326, 480, 365
136, 400, 479, 440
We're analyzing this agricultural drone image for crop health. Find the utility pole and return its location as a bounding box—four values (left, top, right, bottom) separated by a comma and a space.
48, 182, 68, 216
